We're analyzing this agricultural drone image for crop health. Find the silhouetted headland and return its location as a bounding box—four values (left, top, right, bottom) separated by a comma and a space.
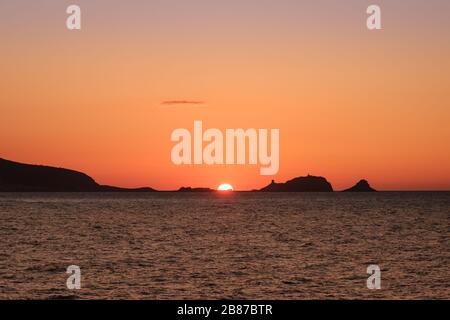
0, 158, 156, 192
343, 179, 376, 192
260, 175, 333, 192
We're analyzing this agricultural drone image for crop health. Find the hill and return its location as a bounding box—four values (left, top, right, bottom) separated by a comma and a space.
0, 158, 156, 192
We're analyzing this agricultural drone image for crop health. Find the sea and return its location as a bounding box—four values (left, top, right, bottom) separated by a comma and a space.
0, 192, 448, 299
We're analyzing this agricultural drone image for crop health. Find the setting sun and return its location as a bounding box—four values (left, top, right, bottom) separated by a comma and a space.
217, 184, 234, 191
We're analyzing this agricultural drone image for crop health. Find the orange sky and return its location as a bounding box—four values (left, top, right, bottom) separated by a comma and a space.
1, 1, 450, 190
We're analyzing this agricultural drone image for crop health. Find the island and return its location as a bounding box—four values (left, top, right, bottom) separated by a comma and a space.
343, 179, 376, 192
259, 175, 334, 192
177, 187, 214, 192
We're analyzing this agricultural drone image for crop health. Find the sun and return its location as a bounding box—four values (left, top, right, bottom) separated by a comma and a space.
217, 183, 234, 191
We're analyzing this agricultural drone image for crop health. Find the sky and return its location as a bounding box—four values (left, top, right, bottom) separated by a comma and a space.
1, 0, 450, 191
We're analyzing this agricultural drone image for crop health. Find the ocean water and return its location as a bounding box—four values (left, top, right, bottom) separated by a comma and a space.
0, 192, 448, 300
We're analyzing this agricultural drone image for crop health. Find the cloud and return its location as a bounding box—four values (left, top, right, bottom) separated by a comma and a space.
161, 100, 206, 106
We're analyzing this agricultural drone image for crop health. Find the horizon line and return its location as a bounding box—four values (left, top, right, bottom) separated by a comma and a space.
1, 157, 450, 192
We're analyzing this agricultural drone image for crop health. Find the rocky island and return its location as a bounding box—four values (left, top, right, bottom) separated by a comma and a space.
259, 175, 334, 192
343, 179, 376, 192
177, 187, 214, 192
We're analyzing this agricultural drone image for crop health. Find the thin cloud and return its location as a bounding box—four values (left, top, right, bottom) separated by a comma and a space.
161, 100, 206, 106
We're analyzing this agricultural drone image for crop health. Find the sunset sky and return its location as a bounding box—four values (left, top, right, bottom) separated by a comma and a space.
1, 0, 449, 190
